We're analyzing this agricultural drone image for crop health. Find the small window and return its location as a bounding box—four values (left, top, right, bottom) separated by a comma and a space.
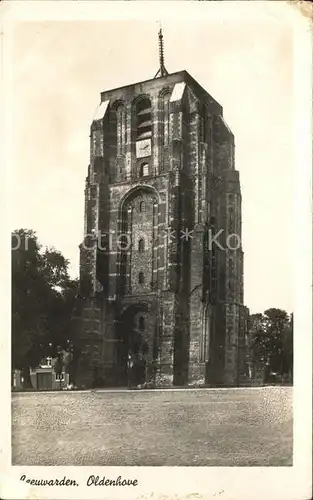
139, 317, 145, 330
119, 235, 128, 250
139, 272, 145, 284
138, 238, 145, 252
140, 163, 149, 177
210, 216, 216, 227
139, 201, 145, 213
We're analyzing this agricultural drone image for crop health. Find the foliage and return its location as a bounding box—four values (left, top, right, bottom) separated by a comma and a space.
249, 308, 293, 379
12, 229, 79, 387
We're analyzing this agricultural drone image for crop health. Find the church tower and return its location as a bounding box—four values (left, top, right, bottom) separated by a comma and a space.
76, 31, 248, 388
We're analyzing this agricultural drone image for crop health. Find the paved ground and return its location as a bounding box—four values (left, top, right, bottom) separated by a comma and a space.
12, 386, 292, 466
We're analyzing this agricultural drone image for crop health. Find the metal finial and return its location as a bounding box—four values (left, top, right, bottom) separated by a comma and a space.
159, 28, 164, 69
154, 25, 169, 78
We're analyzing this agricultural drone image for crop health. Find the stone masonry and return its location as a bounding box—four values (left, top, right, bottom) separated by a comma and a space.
76, 70, 248, 388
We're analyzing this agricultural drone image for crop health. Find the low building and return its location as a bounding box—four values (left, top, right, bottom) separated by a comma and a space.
30, 357, 69, 390
12, 357, 69, 391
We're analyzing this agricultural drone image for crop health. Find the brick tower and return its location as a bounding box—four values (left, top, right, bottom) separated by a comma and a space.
76, 31, 248, 388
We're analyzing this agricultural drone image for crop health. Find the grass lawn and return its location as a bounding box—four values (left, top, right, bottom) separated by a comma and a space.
12, 386, 292, 466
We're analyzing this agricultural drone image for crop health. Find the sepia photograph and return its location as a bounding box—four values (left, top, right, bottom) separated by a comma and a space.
1, 1, 312, 499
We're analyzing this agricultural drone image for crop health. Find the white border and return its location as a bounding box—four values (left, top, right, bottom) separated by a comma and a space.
1, 2, 312, 499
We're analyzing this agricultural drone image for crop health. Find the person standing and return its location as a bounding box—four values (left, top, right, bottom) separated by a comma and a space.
127, 353, 134, 389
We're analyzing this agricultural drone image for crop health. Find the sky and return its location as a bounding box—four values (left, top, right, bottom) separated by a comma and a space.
7, 4, 295, 314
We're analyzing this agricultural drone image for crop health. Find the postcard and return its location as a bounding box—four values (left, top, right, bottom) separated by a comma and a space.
1, 1, 312, 499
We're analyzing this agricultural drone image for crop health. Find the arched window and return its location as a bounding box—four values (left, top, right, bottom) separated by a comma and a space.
138, 238, 145, 252
139, 201, 145, 213
138, 272, 145, 284
140, 163, 149, 177
136, 97, 152, 140
139, 316, 145, 330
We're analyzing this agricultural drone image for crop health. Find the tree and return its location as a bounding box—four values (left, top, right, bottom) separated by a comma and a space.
12, 229, 79, 388
12, 230, 50, 386
249, 313, 267, 367
249, 308, 293, 383
282, 313, 293, 382
263, 308, 289, 374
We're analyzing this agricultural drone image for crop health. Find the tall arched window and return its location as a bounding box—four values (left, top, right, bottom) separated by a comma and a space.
136, 97, 152, 140
161, 91, 171, 147
139, 201, 145, 213
115, 102, 126, 155
140, 163, 149, 177
200, 104, 207, 143
139, 316, 145, 331
138, 238, 145, 252
138, 272, 145, 284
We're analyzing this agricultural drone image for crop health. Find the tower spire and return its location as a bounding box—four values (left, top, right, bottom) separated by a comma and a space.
154, 26, 169, 78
